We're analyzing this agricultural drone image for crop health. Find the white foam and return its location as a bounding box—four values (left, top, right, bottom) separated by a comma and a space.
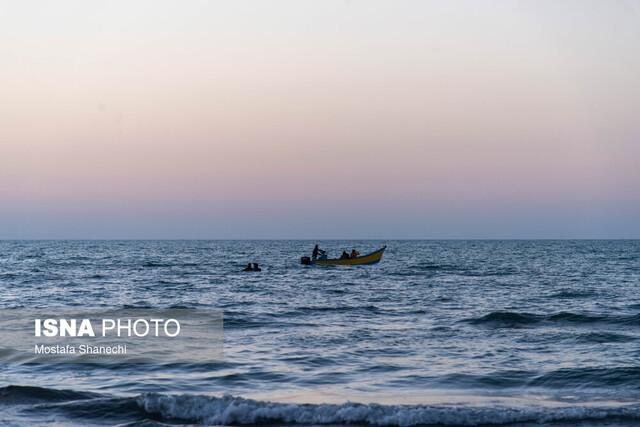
136, 394, 640, 426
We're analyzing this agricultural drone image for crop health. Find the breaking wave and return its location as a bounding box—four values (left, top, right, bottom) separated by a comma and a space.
135, 394, 640, 426
3, 386, 640, 426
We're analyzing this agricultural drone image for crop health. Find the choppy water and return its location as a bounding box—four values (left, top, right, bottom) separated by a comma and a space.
1, 240, 639, 426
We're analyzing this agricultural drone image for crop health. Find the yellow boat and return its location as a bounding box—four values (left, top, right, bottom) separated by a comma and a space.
302, 246, 387, 266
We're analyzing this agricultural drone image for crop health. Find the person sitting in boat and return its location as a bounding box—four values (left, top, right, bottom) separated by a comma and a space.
252, 263, 261, 272
243, 263, 253, 271
312, 244, 326, 260
350, 249, 360, 258
340, 250, 350, 260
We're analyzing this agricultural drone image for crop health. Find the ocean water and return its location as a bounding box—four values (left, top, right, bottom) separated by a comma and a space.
0, 240, 639, 426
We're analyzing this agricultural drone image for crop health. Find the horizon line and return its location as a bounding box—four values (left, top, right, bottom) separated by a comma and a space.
1, 238, 639, 241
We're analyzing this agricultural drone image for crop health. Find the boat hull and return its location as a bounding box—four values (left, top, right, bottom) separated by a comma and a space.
313, 246, 386, 266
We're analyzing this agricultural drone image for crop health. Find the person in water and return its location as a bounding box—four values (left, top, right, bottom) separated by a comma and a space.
340, 250, 350, 260
243, 263, 253, 271
350, 249, 360, 258
252, 263, 261, 272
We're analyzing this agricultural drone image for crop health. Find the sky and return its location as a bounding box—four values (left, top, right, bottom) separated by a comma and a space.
1, 0, 639, 239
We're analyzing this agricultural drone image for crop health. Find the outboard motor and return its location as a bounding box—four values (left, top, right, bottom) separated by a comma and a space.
300, 256, 312, 265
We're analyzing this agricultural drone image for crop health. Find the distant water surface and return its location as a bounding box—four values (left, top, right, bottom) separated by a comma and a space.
0, 240, 639, 426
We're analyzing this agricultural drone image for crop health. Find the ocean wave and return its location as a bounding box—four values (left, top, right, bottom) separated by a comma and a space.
389, 366, 640, 390
465, 311, 640, 328
547, 289, 597, 299
141, 261, 200, 268
529, 367, 640, 389
466, 311, 539, 326
141, 261, 172, 268
572, 331, 636, 344
0, 385, 98, 404
3, 386, 640, 425
137, 394, 640, 426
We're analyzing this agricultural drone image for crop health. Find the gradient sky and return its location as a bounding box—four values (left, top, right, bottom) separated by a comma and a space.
1, 0, 639, 238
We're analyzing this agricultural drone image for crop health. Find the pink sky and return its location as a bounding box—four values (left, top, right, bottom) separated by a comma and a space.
1, 1, 639, 238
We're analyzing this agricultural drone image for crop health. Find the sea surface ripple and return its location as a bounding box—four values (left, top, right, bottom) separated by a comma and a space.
0, 240, 639, 426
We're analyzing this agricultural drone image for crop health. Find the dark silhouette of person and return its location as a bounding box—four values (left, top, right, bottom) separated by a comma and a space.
312, 244, 325, 260
350, 249, 359, 258
243, 263, 253, 271
340, 251, 350, 260
252, 263, 261, 272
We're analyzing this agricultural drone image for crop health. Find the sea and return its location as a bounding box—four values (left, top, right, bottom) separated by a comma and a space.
0, 240, 639, 426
